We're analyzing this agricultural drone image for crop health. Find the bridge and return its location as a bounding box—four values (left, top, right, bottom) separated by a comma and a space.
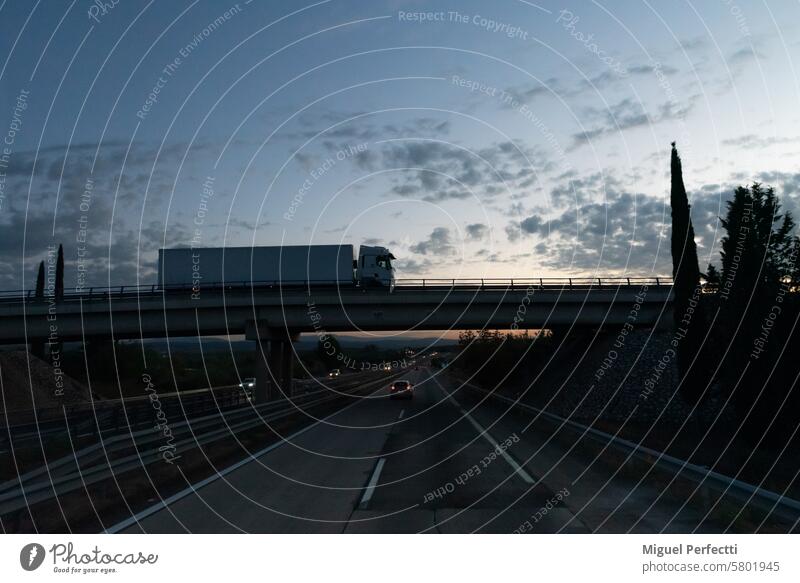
0, 277, 672, 401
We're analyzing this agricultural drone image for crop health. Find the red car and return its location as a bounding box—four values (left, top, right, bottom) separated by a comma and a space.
390, 380, 414, 399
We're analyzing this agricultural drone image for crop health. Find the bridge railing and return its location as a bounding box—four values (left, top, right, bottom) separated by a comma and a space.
0, 280, 347, 303
0, 276, 674, 303
394, 277, 672, 289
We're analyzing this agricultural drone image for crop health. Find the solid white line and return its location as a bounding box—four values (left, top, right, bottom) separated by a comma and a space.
358, 458, 386, 509
104, 423, 317, 533
432, 376, 535, 484
398, 409, 405, 420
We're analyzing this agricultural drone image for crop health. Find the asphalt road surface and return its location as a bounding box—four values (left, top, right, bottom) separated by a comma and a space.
113, 368, 732, 533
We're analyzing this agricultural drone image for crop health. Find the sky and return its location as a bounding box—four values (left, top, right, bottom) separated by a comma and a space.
1, 0, 799, 291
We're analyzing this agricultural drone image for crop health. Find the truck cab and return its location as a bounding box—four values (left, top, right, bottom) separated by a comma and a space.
356, 245, 395, 290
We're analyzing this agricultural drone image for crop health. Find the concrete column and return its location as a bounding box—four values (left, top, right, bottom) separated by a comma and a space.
254, 339, 273, 403
269, 338, 283, 398
246, 321, 300, 402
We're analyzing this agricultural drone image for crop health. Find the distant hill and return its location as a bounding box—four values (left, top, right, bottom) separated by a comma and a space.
134, 334, 458, 354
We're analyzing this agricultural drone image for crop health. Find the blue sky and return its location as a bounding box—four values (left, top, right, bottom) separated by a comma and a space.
1, 0, 799, 289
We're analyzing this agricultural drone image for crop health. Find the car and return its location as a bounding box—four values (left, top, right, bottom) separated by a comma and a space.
238, 377, 255, 401
328, 369, 341, 378
390, 380, 413, 399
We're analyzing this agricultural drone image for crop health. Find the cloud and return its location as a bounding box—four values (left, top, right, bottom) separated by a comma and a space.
548, 172, 615, 208
728, 46, 766, 66
571, 96, 697, 149
474, 248, 501, 262
721, 134, 799, 150
686, 171, 800, 220
509, 186, 674, 272
225, 217, 272, 231
411, 118, 451, 134
410, 227, 455, 255
627, 63, 679, 76
519, 215, 546, 235
707, 37, 769, 93
678, 37, 708, 53
293, 113, 452, 144
753, 172, 800, 208
0, 140, 215, 289
504, 169, 781, 273
505, 222, 522, 243
395, 257, 433, 275
380, 139, 546, 202
501, 62, 680, 107
499, 77, 564, 105
465, 223, 488, 240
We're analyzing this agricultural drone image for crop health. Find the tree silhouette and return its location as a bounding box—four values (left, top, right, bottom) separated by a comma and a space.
31, 261, 46, 358
715, 182, 800, 441
670, 142, 707, 403
704, 264, 720, 286
790, 237, 800, 287
55, 244, 64, 298
48, 244, 65, 360
35, 261, 45, 297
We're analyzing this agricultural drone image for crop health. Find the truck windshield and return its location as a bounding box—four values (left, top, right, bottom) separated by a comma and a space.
376, 255, 393, 270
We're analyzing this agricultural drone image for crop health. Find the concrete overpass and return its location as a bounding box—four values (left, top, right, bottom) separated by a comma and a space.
0, 278, 672, 401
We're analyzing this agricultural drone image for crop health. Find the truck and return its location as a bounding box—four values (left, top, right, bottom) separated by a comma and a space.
157, 244, 395, 293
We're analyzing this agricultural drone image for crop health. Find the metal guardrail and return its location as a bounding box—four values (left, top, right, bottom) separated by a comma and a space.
0, 374, 367, 445
456, 378, 800, 525
397, 277, 671, 289
0, 371, 403, 516
0, 277, 674, 304
0, 385, 251, 445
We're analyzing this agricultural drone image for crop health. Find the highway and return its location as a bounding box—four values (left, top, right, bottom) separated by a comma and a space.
108, 367, 742, 534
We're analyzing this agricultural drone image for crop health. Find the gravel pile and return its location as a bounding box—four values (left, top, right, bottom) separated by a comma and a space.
0, 350, 90, 413
509, 329, 731, 429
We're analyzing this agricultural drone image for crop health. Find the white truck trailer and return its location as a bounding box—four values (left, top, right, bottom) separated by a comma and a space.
157, 244, 395, 293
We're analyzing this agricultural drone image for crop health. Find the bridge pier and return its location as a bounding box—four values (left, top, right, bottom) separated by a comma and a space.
246, 322, 299, 402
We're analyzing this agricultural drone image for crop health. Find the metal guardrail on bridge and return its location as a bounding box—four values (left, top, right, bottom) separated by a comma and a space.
396, 277, 670, 289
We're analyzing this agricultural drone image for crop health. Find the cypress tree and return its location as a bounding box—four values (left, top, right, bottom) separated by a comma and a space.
50, 244, 65, 361
31, 261, 46, 358
55, 244, 64, 298
35, 261, 45, 297
670, 142, 706, 402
